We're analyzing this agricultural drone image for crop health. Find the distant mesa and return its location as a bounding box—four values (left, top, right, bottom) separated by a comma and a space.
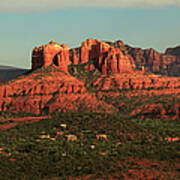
0, 65, 26, 70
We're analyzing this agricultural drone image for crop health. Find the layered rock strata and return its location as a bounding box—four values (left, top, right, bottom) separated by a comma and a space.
0, 68, 116, 114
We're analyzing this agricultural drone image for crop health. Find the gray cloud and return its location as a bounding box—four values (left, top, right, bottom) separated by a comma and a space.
0, 0, 180, 13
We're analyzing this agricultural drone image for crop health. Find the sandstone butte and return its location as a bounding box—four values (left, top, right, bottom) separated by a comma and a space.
32, 39, 180, 76
0, 39, 180, 115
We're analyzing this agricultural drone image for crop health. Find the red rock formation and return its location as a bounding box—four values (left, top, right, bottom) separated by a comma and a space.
78, 39, 110, 64
110, 40, 180, 76
100, 48, 133, 75
70, 39, 134, 75
31, 39, 180, 76
70, 39, 108, 64
80, 42, 89, 64
72, 49, 78, 64
94, 74, 180, 92
32, 41, 70, 73
55, 44, 70, 73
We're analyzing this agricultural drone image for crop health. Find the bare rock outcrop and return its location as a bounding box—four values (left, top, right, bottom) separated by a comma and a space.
94, 74, 180, 93
32, 41, 70, 73
109, 40, 180, 76
70, 39, 134, 75
31, 39, 180, 76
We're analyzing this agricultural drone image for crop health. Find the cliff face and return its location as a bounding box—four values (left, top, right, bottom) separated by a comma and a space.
32, 41, 70, 73
70, 39, 133, 75
70, 39, 110, 64
31, 39, 180, 76
32, 39, 134, 75
108, 40, 180, 76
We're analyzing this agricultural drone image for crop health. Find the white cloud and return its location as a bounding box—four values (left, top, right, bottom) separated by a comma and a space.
0, 0, 180, 13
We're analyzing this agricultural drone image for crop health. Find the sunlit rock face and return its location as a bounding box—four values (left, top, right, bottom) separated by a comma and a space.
0, 68, 117, 114
108, 40, 180, 76
32, 41, 70, 73
70, 39, 134, 75
31, 39, 180, 76
32, 39, 134, 75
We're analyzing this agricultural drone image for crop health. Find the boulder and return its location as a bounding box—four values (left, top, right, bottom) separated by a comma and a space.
65, 134, 78, 141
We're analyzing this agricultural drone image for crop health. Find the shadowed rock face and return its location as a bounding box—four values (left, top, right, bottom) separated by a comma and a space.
0, 66, 117, 114
32, 39, 134, 75
93, 73, 180, 93
108, 40, 180, 76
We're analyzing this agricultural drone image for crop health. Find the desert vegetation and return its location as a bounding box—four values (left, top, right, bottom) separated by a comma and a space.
0, 105, 179, 179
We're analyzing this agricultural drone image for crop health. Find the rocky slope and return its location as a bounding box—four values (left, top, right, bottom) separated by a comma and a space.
69, 39, 133, 75
0, 65, 116, 114
93, 74, 180, 94
32, 39, 134, 75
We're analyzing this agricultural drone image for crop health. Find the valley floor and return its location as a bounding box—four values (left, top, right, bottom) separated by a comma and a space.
0, 111, 179, 179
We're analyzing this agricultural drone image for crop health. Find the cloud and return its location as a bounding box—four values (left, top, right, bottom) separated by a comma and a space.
0, 0, 180, 13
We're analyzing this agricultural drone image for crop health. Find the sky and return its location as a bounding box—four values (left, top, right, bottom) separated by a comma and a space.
0, 0, 180, 69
